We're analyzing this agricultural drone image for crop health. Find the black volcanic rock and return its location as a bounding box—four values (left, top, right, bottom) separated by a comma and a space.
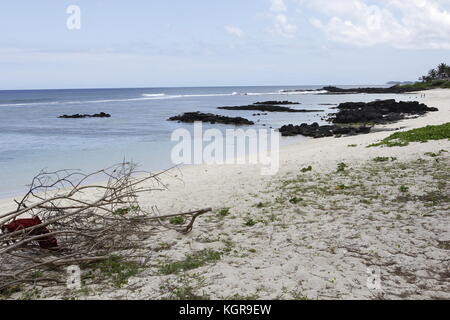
279, 123, 371, 138
330, 99, 438, 124
253, 101, 300, 105
278, 99, 437, 139
168, 112, 254, 125
59, 112, 111, 119
218, 105, 322, 113
321, 86, 428, 94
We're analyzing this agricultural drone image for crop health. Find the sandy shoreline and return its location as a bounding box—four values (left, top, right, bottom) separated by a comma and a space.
132, 89, 450, 217
1, 89, 449, 300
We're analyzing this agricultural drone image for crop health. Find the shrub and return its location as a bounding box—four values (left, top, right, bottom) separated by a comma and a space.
369, 123, 450, 147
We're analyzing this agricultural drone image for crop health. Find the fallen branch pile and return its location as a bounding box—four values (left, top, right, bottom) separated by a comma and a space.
0, 162, 210, 292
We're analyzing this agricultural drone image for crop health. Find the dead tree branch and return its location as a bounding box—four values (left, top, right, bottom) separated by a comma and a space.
0, 162, 210, 292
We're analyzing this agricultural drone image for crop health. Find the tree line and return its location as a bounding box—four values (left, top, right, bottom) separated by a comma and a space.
420, 63, 450, 82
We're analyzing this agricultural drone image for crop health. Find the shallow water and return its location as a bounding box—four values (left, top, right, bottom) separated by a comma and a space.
0, 85, 419, 198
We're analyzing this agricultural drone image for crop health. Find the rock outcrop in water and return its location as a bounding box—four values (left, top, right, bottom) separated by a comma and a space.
253, 101, 300, 105
168, 112, 254, 125
321, 86, 428, 94
281, 85, 428, 94
330, 99, 438, 124
58, 112, 111, 119
218, 103, 322, 113
279, 123, 371, 138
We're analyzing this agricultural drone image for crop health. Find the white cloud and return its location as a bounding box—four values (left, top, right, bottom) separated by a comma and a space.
271, 0, 287, 12
302, 0, 450, 49
271, 14, 298, 38
224, 25, 244, 38
268, 1, 298, 38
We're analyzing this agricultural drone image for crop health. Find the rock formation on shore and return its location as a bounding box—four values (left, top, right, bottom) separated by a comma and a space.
330, 99, 438, 124
253, 101, 300, 105
279, 123, 371, 138
281, 85, 428, 94
168, 112, 255, 125
279, 99, 438, 138
320, 86, 428, 94
58, 112, 111, 119
218, 103, 321, 113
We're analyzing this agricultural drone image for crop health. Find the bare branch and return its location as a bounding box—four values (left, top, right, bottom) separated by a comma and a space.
0, 162, 210, 292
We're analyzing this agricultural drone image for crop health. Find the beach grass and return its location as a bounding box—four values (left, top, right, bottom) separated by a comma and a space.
159, 249, 222, 275
91, 255, 141, 288
160, 274, 210, 300
368, 123, 450, 147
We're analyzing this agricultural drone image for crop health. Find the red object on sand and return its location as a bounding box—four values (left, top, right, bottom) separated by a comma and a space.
1, 216, 58, 249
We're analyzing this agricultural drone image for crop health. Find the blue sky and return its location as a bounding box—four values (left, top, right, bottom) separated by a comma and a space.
1, 0, 450, 89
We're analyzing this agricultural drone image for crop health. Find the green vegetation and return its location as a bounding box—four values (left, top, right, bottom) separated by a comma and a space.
368, 123, 450, 147
160, 274, 210, 300
400, 63, 450, 89
336, 162, 348, 173
418, 63, 450, 83
217, 207, 231, 217
335, 184, 353, 190
244, 218, 257, 227
225, 293, 261, 300
255, 202, 269, 208
169, 216, 185, 225
424, 150, 448, 157
93, 255, 141, 288
419, 190, 449, 205
18, 289, 41, 300
373, 157, 390, 162
113, 205, 140, 216
159, 249, 222, 275
301, 166, 312, 173
290, 290, 311, 300
372, 157, 397, 162
399, 80, 450, 90
0, 285, 22, 299
289, 197, 303, 204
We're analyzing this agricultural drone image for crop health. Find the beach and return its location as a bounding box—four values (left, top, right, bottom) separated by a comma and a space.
1, 89, 449, 300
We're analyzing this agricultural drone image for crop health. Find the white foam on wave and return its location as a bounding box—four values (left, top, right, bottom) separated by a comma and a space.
244, 90, 326, 96
0, 89, 326, 107
141, 93, 166, 97
279, 90, 328, 95
141, 92, 240, 99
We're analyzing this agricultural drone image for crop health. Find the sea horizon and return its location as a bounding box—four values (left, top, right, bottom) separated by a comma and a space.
0, 83, 393, 92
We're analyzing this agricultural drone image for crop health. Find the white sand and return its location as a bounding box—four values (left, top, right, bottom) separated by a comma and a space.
2, 89, 449, 300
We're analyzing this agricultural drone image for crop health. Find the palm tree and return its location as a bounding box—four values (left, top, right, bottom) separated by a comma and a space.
437, 63, 449, 79
428, 68, 438, 80
419, 63, 449, 82
445, 65, 450, 79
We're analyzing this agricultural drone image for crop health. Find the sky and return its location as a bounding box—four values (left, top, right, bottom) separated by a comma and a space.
1, 0, 450, 89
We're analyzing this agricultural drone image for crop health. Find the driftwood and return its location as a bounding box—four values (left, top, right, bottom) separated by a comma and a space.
0, 162, 210, 292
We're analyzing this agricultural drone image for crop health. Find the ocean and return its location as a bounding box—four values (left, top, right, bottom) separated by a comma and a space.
0, 85, 417, 198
